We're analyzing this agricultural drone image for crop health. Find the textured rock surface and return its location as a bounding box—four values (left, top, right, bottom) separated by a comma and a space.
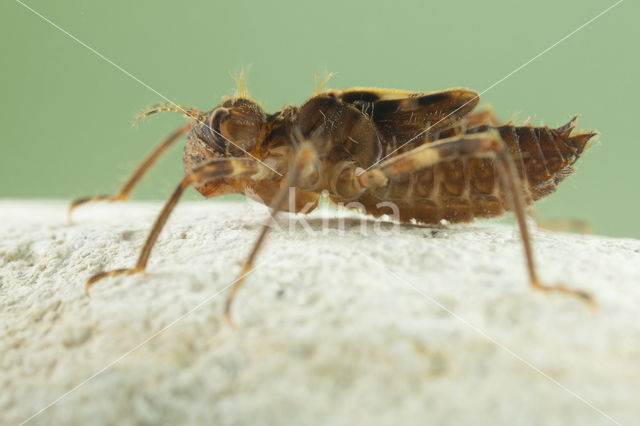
1, 200, 639, 426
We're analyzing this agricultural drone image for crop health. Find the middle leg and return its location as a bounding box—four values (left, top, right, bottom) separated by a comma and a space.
224, 142, 319, 324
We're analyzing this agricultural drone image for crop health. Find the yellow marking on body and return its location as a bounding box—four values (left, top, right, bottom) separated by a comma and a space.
327, 88, 416, 100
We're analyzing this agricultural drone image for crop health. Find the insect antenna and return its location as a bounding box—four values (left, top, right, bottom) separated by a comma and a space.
133, 103, 205, 126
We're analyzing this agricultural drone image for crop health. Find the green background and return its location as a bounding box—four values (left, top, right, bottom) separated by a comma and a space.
1, 0, 637, 238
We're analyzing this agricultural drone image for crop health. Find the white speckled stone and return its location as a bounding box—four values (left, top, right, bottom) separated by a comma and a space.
1, 200, 639, 426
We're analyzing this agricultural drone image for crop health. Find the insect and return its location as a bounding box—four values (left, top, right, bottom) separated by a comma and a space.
70, 77, 596, 322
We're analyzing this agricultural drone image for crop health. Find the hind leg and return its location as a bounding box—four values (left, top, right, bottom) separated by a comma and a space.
465, 107, 500, 128
339, 132, 592, 303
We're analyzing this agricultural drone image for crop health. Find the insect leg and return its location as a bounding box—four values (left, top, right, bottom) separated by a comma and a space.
224, 142, 318, 324
353, 132, 592, 303
85, 157, 262, 296
69, 123, 192, 222
463, 108, 500, 131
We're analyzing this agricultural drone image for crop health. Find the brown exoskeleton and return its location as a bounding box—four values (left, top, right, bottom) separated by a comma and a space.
70, 78, 596, 322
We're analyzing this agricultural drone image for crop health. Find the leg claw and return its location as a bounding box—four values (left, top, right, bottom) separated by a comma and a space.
532, 280, 595, 309
85, 267, 143, 297
68, 194, 126, 224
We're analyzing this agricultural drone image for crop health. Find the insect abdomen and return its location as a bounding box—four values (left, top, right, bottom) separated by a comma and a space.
358, 119, 595, 224
494, 118, 595, 201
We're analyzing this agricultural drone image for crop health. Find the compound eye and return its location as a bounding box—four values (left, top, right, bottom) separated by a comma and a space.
217, 102, 265, 155
207, 107, 231, 152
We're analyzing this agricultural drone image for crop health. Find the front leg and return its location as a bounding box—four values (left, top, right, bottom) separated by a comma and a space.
69, 123, 193, 222
85, 157, 267, 295
336, 132, 592, 303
